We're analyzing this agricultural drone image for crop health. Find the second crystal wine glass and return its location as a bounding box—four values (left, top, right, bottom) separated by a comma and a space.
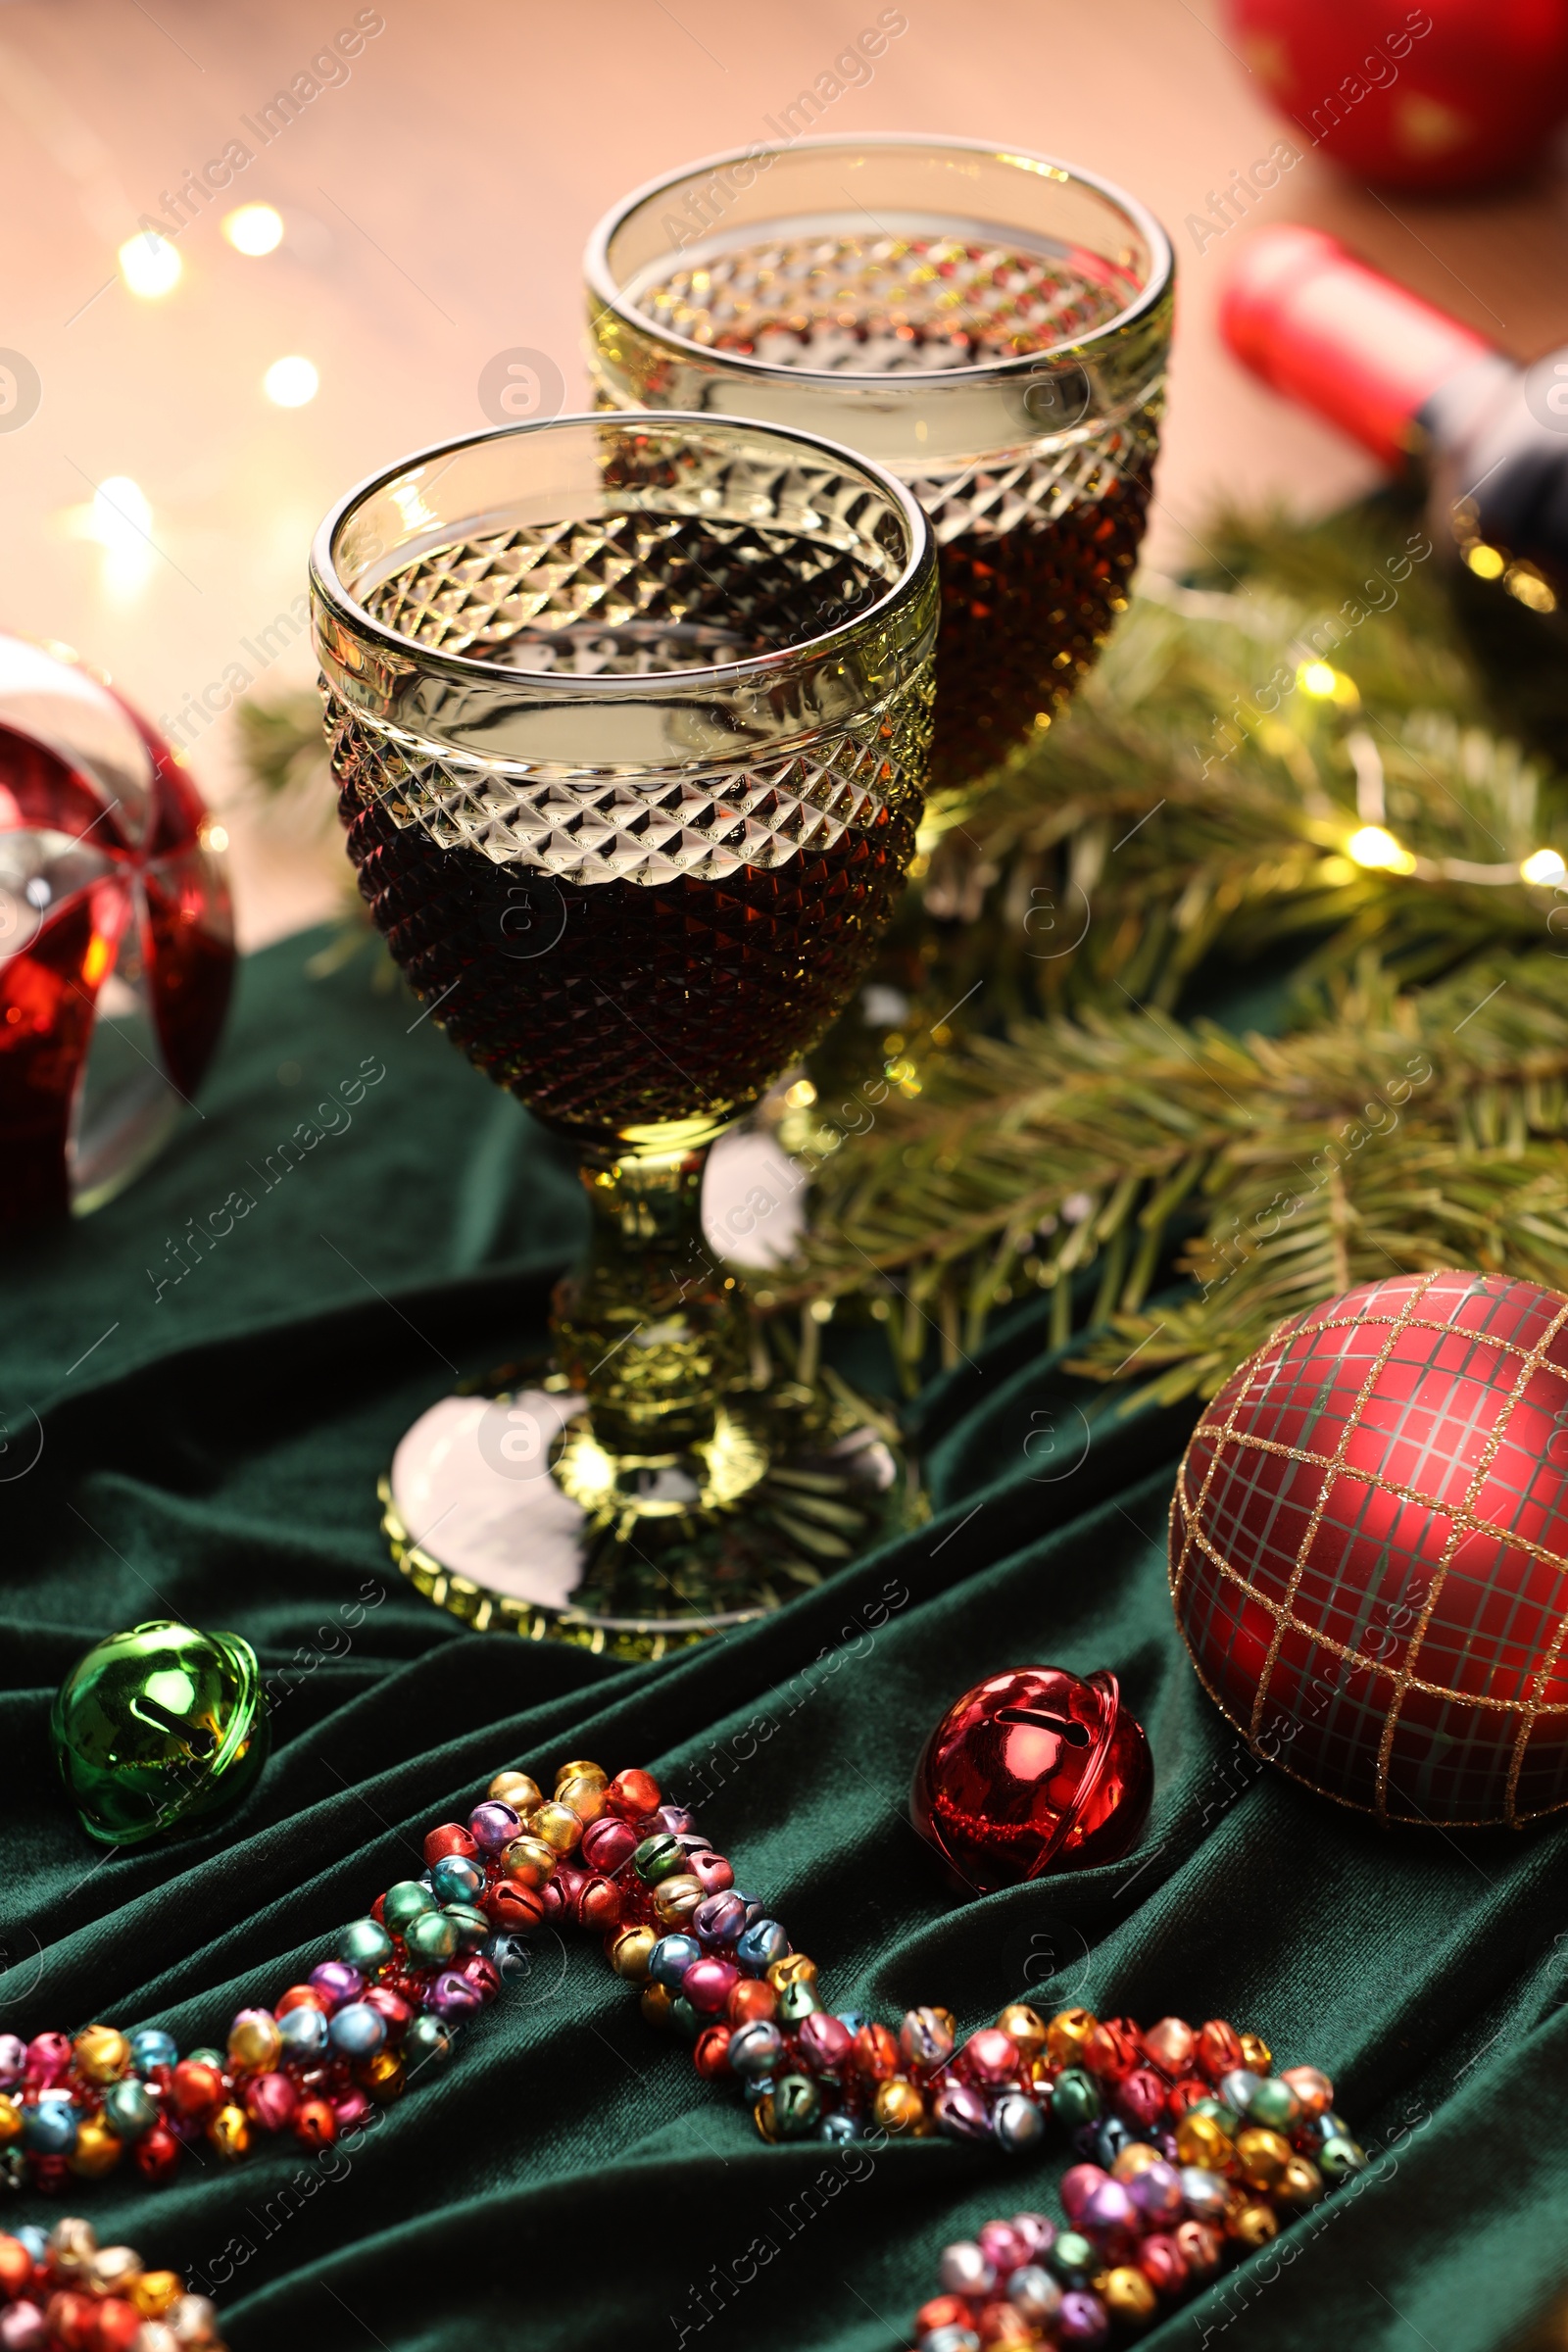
585, 135, 1174, 804
311, 413, 936, 1654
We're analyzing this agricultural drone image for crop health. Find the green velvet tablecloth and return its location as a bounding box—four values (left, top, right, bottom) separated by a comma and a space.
4, 929, 1566, 2352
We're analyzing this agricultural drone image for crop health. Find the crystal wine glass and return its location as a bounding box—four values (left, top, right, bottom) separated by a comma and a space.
310, 413, 937, 1654
585, 135, 1173, 807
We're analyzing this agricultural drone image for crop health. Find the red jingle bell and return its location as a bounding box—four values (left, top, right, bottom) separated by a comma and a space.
910, 1665, 1152, 1894
132, 2124, 181, 2183
485, 1880, 544, 1933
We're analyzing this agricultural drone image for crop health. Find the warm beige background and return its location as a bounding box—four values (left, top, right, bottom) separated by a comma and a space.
3, 0, 1566, 948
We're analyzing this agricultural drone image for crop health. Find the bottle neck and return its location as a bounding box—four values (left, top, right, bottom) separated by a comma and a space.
1220, 224, 1497, 471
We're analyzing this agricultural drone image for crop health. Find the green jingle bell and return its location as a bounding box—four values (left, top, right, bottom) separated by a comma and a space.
52, 1618, 268, 1845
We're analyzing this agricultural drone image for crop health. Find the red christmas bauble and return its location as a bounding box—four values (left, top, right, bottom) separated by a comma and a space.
910, 1665, 1152, 1894
1171, 1269, 1568, 1827
0, 633, 234, 1221
1223, 0, 1568, 192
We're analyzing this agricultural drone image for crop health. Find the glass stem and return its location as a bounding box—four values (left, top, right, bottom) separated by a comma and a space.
551, 1142, 749, 1468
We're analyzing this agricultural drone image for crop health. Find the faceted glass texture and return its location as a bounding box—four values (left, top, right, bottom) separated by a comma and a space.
311, 415, 936, 1647
586, 139, 1173, 793
318, 418, 936, 1152
632, 231, 1136, 370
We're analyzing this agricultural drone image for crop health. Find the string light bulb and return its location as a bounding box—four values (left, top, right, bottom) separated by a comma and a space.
65, 475, 157, 600
1521, 848, 1567, 887
1295, 659, 1360, 708
1347, 824, 1417, 875
263, 356, 318, 408
118, 232, 181, 299
221, 204, 284, 256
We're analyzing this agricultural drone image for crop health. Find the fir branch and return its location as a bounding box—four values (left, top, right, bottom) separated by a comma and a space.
795, 502, 1568, 1390
900, 525, 1563, 1027
788, 954, 1568, 1394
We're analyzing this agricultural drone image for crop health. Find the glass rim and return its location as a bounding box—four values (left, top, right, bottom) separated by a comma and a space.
585, 132, 1175, 391
309, 408, 936, 696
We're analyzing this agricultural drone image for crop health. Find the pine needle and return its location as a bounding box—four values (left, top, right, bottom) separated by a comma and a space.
786, 496, 1568, 1392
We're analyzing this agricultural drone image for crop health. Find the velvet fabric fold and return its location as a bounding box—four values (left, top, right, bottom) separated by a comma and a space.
2, 930, 1563, 2350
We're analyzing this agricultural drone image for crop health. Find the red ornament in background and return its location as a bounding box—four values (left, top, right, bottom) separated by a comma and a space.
0, 635, 234, 1223
910, 1665, 1152, 1894
1222, 0, 1568, 192
1171, 1270, 1568, 1829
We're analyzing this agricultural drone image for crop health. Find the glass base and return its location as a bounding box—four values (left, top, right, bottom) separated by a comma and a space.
381, 1363, 924, 1659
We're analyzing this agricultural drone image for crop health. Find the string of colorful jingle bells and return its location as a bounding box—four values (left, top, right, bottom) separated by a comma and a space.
2, 1761, 1365, 2339
0, 2217, 224, 2350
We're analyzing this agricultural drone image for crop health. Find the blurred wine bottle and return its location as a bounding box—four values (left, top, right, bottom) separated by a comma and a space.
1222, 222, 1568, 751
1224, 224, 1567, 603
